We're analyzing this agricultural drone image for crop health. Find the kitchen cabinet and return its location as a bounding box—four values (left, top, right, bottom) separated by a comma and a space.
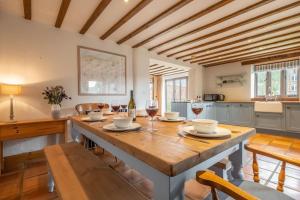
285, 104, 300, 132
215, 103, 230, 124
200, 103, 216, 120
254, 112, 284, 130
229, 103, 254, 127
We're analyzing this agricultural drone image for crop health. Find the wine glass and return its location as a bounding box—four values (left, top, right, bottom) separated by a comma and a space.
191, 100, 203, 119
98, 103, 105, 111
111, 101, 120, 115
121, 104, 127, 112
145, 100, 159, 133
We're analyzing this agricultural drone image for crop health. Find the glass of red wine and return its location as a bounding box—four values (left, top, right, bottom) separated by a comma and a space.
98, 103, 105, 112
146, 100, 159, 133
111, 101, 120, 115
191, 100, 203, 119
121, 104, 127, 112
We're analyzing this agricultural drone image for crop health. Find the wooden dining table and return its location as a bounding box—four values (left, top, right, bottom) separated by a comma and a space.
70, 116, 255, 200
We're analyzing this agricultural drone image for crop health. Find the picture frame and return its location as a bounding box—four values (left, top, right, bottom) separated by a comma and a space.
77, 46, 127, 96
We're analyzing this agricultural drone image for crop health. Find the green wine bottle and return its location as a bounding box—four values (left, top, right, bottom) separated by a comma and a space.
128, 90, 136, 121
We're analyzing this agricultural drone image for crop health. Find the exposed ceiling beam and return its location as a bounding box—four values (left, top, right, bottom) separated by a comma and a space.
184, 30, 300, 62
149, 67, 173, 73
191, 36, 300, 63
159, 1, 300, 55
148, 0, 274, 51
149, 65, 166, 71
167, 13, 300, 57
241, 51, 300, 65
177, 23, 300, 60
100, 0, 153, 40
161, 71, 189, 76
117, 0, 193, 44
23, 0, 31, 20
79, 0, 111, 34
150, 70, 188, 76
198, 42, 300, 65
149, 64, 159, 68
132, 0, 233, 48
201, 46, 300, 67
55, 0, 71, 28
150, 68, 185, 74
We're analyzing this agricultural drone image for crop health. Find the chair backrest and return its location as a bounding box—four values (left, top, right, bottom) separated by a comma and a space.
75, 103, 109, 114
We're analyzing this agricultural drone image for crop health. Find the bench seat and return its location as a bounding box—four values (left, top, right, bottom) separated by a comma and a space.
44, 143, 147, 200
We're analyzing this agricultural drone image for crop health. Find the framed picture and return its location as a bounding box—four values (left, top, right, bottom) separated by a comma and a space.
77, 46, 127, 96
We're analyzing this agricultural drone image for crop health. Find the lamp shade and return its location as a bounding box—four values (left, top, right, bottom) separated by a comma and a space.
1, 84, 22, 95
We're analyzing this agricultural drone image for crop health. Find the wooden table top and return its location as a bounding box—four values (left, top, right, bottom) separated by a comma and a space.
0, 118, 68, 127
71, 116, 255, 176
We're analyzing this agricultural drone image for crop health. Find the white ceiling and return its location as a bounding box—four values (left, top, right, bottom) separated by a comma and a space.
1, 0, 299, 67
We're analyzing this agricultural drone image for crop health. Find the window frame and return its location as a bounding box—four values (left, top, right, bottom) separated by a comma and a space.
254, 67, 299, 98
165, 76, 188, 111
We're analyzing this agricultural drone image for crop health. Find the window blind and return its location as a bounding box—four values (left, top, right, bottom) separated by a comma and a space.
254, 59, 300, 72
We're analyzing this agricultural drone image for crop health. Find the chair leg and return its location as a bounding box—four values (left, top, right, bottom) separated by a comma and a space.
211, 187, 219, 200
277, 161, 286, 192
252, 153, 260, 183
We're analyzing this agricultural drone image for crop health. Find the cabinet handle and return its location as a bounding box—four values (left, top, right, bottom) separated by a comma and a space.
287, 107, 290, 109
240, 104, 243, 107
226, 105, 230, 107
256, 115, 259, 117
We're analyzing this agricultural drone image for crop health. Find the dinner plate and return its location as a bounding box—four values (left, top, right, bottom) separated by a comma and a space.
182, 126, 231, 138
103, 111, 114, 115
103, 123, 142, 132
81, 116, 108, 122
159, 117, 186, 122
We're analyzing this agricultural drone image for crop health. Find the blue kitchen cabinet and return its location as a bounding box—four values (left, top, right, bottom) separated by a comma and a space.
254, 112, 284, 130
229, 103, 254, 127
215, 103, 230, 124
285, 104, 300, 132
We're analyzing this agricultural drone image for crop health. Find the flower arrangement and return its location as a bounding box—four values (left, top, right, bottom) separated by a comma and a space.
42, 86, 71, 106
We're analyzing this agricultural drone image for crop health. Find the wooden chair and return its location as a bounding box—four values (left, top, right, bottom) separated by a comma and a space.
245, 134, 300, 192
74, 103, 109, 150
196, 170, 293, 200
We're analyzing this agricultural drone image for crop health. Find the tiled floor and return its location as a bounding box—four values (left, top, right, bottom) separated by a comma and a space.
1, 134, 300, 200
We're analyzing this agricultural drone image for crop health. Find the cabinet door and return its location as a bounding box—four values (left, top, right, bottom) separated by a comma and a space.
171, 103, 187, 118
255, 112, 284, 130
286, 104, 300, 132
215, 104, 230, 124
229, 104, 253, 126
204, 103, 216, 120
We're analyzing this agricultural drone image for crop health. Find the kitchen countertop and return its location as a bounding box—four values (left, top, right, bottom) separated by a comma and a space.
172, 101, 300, 104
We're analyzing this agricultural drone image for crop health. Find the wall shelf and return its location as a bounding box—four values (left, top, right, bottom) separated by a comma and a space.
216, 73, 246, 87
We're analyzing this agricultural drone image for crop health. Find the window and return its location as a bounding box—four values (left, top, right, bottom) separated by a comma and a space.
165, 77, 188, 112
254, 60, 299, 98
149, 78, 154, 100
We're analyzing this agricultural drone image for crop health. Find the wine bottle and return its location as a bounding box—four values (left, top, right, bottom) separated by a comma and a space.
128, 90, 136, 121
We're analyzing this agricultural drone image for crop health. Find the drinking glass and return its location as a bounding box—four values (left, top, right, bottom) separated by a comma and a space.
145, 100, 159, 133
111, 101, 120, 115
98, 103, 105, 111
191, 100, 203, 119
121, 104, 127, 112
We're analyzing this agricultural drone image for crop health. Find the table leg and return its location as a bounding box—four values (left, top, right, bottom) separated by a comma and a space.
48, 169, 55, 192
229, 141, 244, 180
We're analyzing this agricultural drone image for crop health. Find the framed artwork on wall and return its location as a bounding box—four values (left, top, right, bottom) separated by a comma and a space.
77, 46, 127, 96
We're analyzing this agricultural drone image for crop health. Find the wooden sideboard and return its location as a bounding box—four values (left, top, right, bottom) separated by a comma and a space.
0, 118, 68, 175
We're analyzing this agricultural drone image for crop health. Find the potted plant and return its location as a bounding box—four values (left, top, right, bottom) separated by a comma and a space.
42, 86, 71, 119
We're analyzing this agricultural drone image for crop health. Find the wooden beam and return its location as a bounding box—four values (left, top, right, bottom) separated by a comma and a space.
177, 22, 300, 60
159, 1, 300, 55
184, 30, 300, 62
132, 0, 233, 48
23, 0, 31, 20
198, 42, 300, 65
241, 51, 300, 65
167, 13, 300, 57
160, 71, 189, 76
148, 0, 274, 51
55, 0, 71, 28
100, 0, 152, 40
150, 68, 184, 74
150, 70, 188, 76
149, 64, 159, 68
191, 36, 300, 63
117, 0, 193, 44
201, 46, 300, 67
79, 0, 111, 34
149, 67, 173, 73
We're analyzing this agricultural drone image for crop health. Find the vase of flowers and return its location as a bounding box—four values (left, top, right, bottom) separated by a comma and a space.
42, 86, 71, 119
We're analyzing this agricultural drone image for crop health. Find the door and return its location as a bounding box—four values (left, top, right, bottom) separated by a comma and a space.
165, 77, 188, 112
286, 104, 300, 132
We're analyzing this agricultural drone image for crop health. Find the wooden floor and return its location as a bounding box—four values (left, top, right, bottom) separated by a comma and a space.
1, 134, 300, 200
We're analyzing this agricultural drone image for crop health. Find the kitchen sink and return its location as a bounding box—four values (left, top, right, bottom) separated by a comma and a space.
254, 101, 283, 113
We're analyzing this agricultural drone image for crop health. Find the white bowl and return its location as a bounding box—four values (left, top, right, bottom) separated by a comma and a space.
113, 117, 133, 128
192, 119, 218, 134
164, 112, 179, 120
88, 111, 103, 120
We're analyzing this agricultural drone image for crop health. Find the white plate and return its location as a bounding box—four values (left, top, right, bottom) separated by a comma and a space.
103, 111, 114, 115
81, 116, 108, 122
103, 123, 142, 132
159, 117, 186, 122
182, 126, 231, 138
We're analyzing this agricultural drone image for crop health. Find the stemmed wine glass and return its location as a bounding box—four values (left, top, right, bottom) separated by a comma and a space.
191, 100, 203, 119
145, 100, 159, 133
98, 103, 105, 112
111, 101, 120, 115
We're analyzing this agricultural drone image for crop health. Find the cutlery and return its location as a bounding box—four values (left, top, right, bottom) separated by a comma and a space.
177, 132, 210, 144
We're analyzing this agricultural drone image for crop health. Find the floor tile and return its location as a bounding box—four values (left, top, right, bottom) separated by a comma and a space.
266, 182, 300, 200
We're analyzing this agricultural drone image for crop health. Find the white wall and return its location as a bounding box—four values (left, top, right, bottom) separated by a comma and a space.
203, 62, 252, 101
0, 12, 133, 156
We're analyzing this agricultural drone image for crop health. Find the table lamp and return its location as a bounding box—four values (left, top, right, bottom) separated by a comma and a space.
1, 84, 22, 121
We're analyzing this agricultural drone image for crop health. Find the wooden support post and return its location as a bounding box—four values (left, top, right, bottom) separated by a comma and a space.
211, 187, 219, 200
277, 161, 286, 192
253, 153, 260, 182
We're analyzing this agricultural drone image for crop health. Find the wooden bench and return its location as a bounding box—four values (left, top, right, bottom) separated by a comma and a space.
44, 143, 147, 200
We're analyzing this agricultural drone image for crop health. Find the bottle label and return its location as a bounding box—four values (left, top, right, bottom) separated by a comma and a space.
128, 109, 136, 119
